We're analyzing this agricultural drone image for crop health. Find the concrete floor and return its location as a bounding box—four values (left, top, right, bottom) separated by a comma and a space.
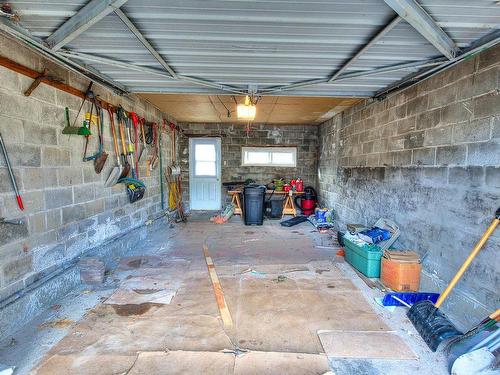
0, 215, 449, 374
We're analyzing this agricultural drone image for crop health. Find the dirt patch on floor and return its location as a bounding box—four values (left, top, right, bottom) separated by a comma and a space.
132, 288, 162, 295
38, 318, 74, 330
127, 259, 143, 268
111, 303, 161, 316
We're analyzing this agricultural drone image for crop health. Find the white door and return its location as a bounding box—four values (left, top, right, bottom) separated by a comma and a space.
189, 138, 221, 210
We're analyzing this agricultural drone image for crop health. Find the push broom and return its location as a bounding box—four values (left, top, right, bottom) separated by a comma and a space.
407, 207, 500, 351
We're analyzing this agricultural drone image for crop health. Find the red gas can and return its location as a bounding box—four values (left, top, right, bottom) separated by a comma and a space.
296, 178, 304, 192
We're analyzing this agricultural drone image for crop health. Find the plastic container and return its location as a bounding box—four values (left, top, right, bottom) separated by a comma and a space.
269, 199, 284, 218
381, 251, 422, 291
372, 218, 400, 252
243, 184, 266, 225
343, 234, 383, 277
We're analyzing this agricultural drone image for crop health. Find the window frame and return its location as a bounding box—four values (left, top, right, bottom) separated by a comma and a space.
241, 146, 297, 168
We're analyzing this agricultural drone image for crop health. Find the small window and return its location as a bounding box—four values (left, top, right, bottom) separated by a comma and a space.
194, 143, 216, 176
241, 147, 297, 167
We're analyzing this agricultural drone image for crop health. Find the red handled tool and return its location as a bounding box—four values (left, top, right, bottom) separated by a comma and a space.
0, 132, 24, 210
130, 112, 140, 178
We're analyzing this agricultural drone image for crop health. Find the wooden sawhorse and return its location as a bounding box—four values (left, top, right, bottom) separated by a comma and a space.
228, 190, 243, 216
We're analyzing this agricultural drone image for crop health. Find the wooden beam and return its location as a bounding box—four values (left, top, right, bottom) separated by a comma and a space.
24, 68, 49, 96
0, 56, 85, 99
203, 244, 233, 328
0, 55, 178, 131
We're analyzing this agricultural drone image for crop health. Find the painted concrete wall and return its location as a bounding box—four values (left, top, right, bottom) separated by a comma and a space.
179, 123, 318, 207
318, 45, 500, 328
0, 35, 175, 336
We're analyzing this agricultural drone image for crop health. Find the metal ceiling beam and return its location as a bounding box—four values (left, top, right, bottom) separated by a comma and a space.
45, 0, 128, 51
0, 17, 128, 93
61, 50, 442, 96
383, 0, 459, 59
375, 31, 500, 98
132, 87, 372, 98
58, 51, 173, 79
328, 16, 402, 82
261, 58, 443, 95
338, 58, 444, 80
114, 8, 178, 79
58, 50, 246, 95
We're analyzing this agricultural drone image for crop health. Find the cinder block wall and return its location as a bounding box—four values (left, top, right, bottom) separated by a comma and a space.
318, 45, 499, 328
0, 37, 174, 309
179, 123, 318, 207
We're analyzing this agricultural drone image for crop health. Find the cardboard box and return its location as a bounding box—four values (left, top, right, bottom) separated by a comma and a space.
381, 250, 421, 292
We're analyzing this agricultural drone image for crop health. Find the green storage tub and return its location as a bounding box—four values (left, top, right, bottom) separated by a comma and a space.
343, 235, 383, 278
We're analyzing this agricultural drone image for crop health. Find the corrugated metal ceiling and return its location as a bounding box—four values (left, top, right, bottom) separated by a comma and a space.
6, 0, 500, 97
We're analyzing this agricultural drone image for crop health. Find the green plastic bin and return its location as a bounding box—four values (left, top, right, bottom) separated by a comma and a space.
343, 235, 383, 278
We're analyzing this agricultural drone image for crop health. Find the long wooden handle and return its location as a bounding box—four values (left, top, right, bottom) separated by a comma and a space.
108, 110, 120, 161
118, 121, 127, 155
436, 216, 500, 308
490, 308, 500, 321
141, 121, 146, 145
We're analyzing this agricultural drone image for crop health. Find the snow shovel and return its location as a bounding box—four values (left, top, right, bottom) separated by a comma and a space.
104, 108, 122, 187
407, 207, 500, 351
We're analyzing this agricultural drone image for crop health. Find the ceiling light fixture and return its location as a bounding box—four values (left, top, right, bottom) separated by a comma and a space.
237, 95, 256, 120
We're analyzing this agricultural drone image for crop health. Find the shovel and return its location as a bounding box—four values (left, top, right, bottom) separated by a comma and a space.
130, 112, 140, 178
118, 115, 131, 178
104, 108, 123, 187
93, 105, 108, 174
407, 207, 500, 351
125, 116, 137, 179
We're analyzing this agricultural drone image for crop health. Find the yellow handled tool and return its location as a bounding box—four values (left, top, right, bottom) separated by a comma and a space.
407, 207, 500, 351
436, 210, 500, 308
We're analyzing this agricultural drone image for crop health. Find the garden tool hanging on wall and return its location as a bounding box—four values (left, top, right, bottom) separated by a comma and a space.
116, 106, 130, 178
62, 107, 90, 136
168, 121, 180, 175
138, 117, 147, 163
82, 99, 97, 161
130, 112, 141, 178
145, 122, 159, 176
83, 103, 108, 173
0, 132, 24, 210
115, 108, 146, 203
93, 104, 108, 173
125, 113, 138, 179
104, 107, 123, 187
62, 82, 92, 136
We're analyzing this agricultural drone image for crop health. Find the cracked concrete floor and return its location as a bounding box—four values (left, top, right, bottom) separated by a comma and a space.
5, 217, 449, 374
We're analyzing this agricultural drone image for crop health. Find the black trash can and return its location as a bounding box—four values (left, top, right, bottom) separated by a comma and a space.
243, 184, 266, 225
